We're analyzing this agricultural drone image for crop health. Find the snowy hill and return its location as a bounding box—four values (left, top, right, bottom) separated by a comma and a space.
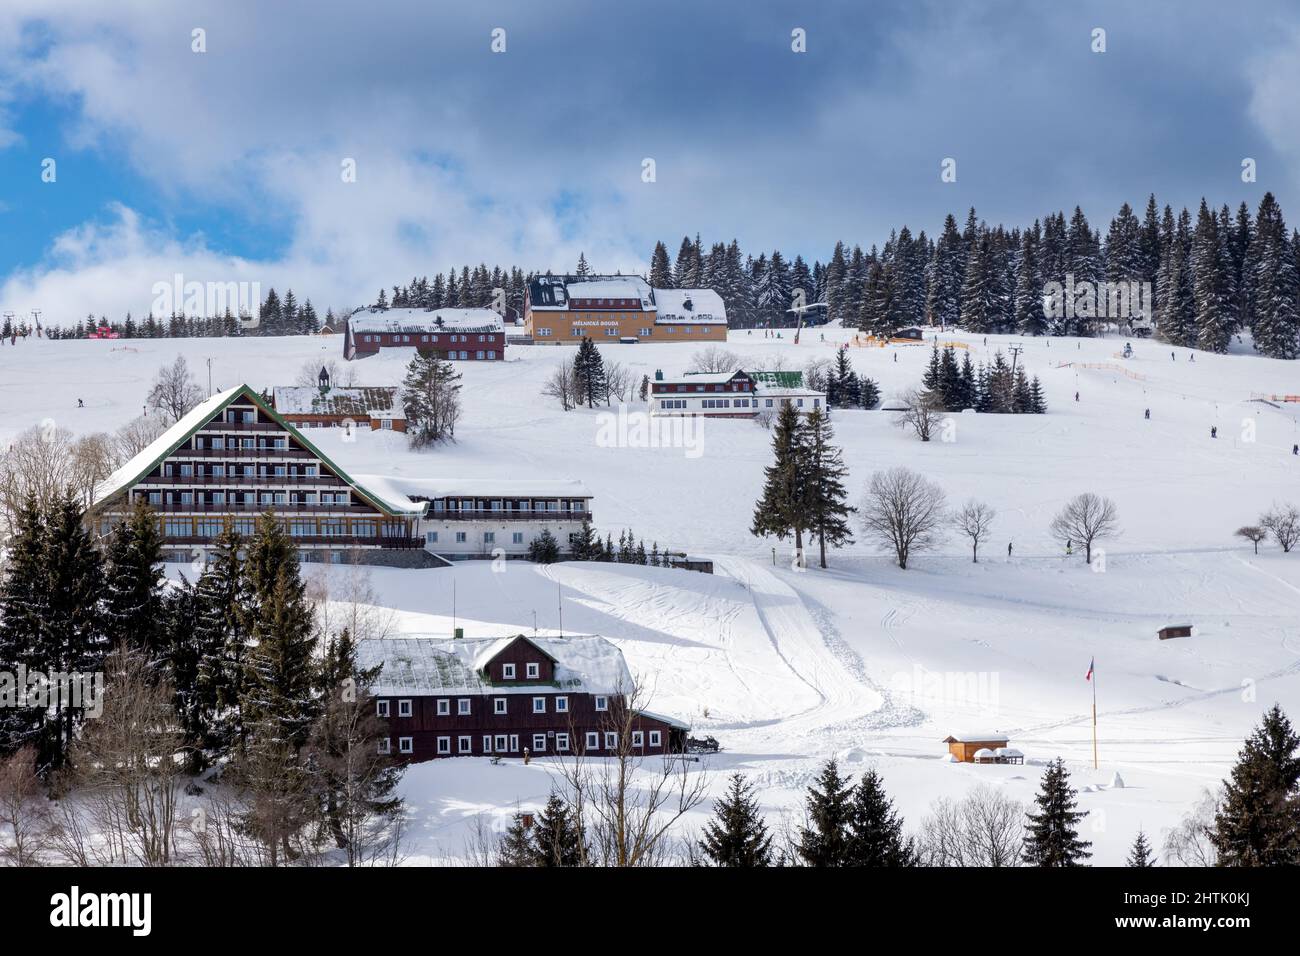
4, 328, 1300, 863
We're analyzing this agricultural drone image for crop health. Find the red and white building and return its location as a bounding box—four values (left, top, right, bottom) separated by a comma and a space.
344, 307, 505, 361
358, 634, 688, 762
648, 369, 759, 417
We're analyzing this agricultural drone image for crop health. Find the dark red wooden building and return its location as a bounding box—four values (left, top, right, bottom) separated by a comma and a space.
358, 634, 688, 762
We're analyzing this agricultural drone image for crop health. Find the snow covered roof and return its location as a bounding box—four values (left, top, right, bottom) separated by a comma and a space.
272, 386, 401, 419
527, 275, 653, 311
92, 385, 244, 508
90, 384, 423, 516
943, 732, 1010, 743
565, 276, 652, 303
653, 370, 753, 387
994, 748, 1023, 757
348, 307, 504, 334
356, 634, 633, 696
636, 708, 690, 731
652, 288, 727, 325
972, 748, 997, 758
350, 474, 592, 504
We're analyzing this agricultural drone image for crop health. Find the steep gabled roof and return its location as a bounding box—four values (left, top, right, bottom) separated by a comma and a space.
272, 386, 402, 419
472, 634, 560, 672
91, 384, 423, 517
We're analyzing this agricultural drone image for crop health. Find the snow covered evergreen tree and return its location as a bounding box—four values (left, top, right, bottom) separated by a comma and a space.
846, 769, 915, 866
699, 773, 773, 867
750, 401, 809, 561
1022, 757, 1092, 866
1127, 830, 1155, 867
573, 337, 607, 409
1211, 703, 1300, 866
1249, 193, 1300, 359
533, 791, 586, 866
102, 500, 166, 660
802, 408, 854, 568
797, 759, 854, 866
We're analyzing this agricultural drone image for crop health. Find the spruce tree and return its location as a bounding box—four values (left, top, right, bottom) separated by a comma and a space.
750, 401, 810, 561
532, 792, 586, 866
859, 377, 881, 410
797, 759, 854, 866
240, 513, 319, 751
699, 773, 773, 867
499, 814, 538, 867
1211, 703, 1300, 866
846, 769, 915, 866
311, 628, 404, 858
802, 408, 854, 568
1022, 757, 1092, 866
195, 521, 250, 757
573, 337, 607, 408
527, 529, 560, 564
1127, 830, 1155, 867
0, 497, 49, 757
102, 500, 166, 660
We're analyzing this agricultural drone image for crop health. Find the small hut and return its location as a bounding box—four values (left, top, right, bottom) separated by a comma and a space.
1157, 624, 1194, 641
943, 732, 1011, 763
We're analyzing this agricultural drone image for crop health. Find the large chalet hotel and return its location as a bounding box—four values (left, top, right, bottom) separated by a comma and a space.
89, 385, 592, 566
359, 634, 688, 762
524, 275, 728, 344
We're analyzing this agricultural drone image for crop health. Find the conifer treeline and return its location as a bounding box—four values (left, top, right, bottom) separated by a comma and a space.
38, 191, 1300, 357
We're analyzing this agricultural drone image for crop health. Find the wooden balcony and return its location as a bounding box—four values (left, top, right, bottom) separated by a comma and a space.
197, 420, 282, 432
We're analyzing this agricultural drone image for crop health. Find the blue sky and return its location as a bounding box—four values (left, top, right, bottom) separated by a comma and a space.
2, 0, 1300, 321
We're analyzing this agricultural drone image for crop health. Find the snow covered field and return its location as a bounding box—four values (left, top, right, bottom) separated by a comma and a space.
4, 327, 1300, 865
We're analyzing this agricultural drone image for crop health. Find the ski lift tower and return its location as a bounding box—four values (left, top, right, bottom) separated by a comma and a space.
785, 300, 828, 345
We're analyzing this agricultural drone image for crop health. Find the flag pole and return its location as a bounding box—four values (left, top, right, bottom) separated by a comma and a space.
1092, 666, 1099, 770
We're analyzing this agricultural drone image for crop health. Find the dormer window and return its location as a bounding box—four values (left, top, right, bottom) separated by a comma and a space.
502, 663, 516, 680
526, 662, 540, 679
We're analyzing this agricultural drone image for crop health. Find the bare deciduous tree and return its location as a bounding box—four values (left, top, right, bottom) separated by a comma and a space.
860, 467, 947, 570
0, 748, 48, 866
688, 346, 741, 374
295, 358, 356, 388
1050, 492, 1120, 563
1260, 503, 1300, 553
803, 357, 833, 393
553, 680, 706, 867
542, 357, 581, 411
114, 414, 170, 460
1163, 787, 1220, 867
894, 388, 944, 442
56, 646, 186, 865
953, 499, 996, 563
0, 423, 114, 537
147, 355, 204, 423
1234, 525, 1267, 555
917, 785, 1024, 867
604, 360, 633, 404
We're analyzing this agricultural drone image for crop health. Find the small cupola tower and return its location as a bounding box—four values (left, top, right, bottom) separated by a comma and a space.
318, 365, 331, 394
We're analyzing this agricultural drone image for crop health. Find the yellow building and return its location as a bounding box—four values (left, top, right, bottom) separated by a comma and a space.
524, 275, 727, 344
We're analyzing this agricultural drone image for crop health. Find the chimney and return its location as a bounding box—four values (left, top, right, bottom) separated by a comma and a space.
654, 369, 663, 381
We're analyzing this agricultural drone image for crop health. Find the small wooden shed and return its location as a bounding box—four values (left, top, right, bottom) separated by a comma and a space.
1157, 624, 1194, 641
943, 732, 1010, 763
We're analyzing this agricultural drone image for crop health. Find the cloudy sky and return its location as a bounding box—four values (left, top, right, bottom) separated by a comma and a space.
2, 0, 1300, 322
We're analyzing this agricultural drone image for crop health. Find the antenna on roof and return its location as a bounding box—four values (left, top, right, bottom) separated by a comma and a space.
452, 579, 457, 638
557, 579, 564, 639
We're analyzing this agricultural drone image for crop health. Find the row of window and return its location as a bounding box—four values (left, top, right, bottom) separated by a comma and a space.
430, 499, 586, 512
378, 729, 662, 756
361, 333, 497, 344
378, 694, 606, 717
148, 490, 351, 507
164, 461, 320, 477
500, 662, 539, 680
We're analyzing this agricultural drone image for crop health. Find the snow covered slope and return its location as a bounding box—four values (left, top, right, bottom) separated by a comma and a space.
6, 327, 1300, 864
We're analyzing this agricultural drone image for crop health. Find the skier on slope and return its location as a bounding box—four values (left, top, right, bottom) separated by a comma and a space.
1211, 426, 1218, 438
1144, 408, 1150, 419
1007, 541, 1013, 558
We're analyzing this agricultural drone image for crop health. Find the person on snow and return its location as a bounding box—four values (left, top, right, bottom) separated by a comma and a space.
1066, 540, 1073, 556
1144, 408, 1150, 419
77, 398, 84, 408
1075, 391, 1080, 402
1007, 541, 1013, 558
1171, 351, 1176, 361
1293, 443, 1298, 456
1211, 426, 1218, 438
